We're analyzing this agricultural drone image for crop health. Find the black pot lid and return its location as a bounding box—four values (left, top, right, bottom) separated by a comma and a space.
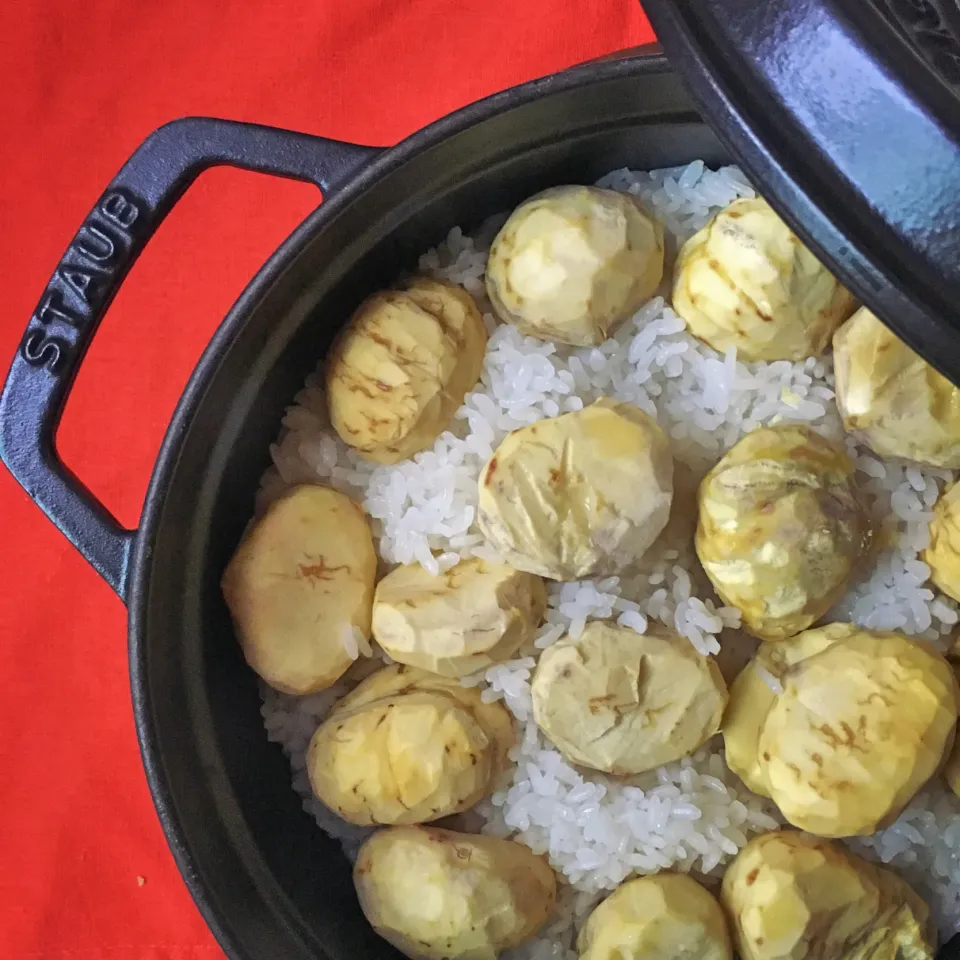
643, 0, 960, 383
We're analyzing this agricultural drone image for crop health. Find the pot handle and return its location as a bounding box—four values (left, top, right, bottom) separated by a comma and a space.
0, 118, 379, 597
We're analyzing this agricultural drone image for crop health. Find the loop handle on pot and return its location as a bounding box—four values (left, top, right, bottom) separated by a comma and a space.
0, 118, 378, 598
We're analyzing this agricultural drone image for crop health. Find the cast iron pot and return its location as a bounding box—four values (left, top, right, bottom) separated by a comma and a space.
2, 47, 958, 960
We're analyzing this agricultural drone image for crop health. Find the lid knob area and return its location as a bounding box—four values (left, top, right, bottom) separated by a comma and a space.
644, 0, 960, 385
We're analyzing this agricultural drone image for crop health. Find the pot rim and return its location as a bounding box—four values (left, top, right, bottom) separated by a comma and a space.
126, 48, 674, 958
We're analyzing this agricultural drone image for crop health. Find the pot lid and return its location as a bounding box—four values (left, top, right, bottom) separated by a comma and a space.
643, 0, 960, 382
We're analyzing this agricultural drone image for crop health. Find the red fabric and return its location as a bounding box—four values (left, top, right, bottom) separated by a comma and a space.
0, 2, 654, 958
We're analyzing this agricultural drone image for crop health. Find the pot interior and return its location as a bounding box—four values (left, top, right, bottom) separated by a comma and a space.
134, 60, 727, 960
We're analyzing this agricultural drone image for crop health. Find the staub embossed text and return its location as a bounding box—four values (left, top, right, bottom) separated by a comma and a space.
21, 189, 143, 373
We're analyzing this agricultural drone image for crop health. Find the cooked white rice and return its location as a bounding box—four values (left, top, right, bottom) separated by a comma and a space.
258, 160, 960, 953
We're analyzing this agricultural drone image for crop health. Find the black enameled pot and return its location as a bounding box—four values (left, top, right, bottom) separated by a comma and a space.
1, 47, 958, 960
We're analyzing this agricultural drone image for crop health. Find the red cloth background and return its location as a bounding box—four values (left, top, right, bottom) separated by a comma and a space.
0, 3, 654, 958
